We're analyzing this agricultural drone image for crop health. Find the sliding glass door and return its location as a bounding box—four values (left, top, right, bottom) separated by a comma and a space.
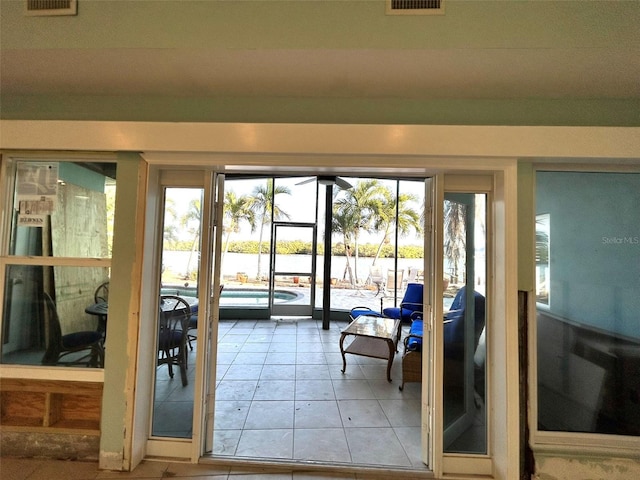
442, 192, 487, 454
145, 169, 220, 461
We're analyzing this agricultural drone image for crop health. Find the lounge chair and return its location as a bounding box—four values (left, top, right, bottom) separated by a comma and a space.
382, 282, 423, 324
368, 265, 386, 296
398, 286, 486, 391
386, 269, 404, 296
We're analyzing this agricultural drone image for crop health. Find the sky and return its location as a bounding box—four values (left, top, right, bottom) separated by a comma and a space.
222, 176, 427, 244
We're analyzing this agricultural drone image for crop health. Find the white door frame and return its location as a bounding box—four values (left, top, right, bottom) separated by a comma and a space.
436, 175, 495, 477
140, 161, 517, 477
143, 169, 221, 461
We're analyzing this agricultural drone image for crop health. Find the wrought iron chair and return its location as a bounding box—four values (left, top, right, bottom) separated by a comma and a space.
92, 280, 109, 337
41, 292, 104, 368
368, 264, 386, 296
187, 284, 224, 351
158, 295, 191, 386
93, 281, 109, 303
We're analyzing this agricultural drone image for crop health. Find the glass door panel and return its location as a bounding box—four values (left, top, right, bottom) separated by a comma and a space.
270, 223, 316, 316
315, 177, 426, 316
535, 171, 640, 437
443, 193, 487, 454
152, 187, 203, 438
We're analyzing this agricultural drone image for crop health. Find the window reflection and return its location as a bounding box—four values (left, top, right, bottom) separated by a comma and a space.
9, 162, 115, 259
536, 213, 550, 306
536, 171, 640, 436
2, 265, 108, 367
443, 193, 487, 454
1, 160, 115, 368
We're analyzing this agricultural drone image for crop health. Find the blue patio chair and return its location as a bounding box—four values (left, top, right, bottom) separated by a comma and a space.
398, 286, 486, 391
382, 282, 424, 324
349, 305, 385, 321
443, 286, 486, 358
443, 287, 486, 401
399, 310, 424, 390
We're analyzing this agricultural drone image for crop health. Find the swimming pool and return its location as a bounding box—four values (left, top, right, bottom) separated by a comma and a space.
161, 285, 302, 307
219, 288, 301, 306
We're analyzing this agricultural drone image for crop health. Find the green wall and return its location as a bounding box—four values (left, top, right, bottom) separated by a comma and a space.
2, 0, 638, 125
3, 1, 637, 50
2, 95, 638, 125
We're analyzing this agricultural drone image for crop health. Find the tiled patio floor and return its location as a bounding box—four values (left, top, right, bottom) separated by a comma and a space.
154, 316, 428, 471
151, 288, 477, 471
211, 317, 426, 469
0, 456, 431, 480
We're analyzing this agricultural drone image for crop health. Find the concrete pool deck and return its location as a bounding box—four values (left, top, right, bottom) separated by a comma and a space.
217, 281, 457, 313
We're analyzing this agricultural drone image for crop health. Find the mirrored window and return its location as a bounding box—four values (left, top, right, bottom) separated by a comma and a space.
8, 161, 116, 259
1, 160, 115, 368
536, 171, 640, 436
2, 265, 108, 367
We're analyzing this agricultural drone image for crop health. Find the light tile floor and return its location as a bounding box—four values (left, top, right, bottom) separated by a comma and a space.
2, 319, 433, 479
0, 456, 433, 480
153, 317, 428, 471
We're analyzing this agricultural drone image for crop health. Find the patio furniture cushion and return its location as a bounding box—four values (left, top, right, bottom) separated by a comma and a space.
349, 306, 384, 320
382, 283, 423, 324
406, 319, 423, 351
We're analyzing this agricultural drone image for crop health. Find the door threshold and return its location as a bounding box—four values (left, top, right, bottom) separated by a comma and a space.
199, 455, 433, 478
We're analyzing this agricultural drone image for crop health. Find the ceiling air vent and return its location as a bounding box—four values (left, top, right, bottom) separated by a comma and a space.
386, 0, 444, 15
25, 0, 77, 16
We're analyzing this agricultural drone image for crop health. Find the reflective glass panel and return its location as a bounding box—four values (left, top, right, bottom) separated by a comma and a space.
153, 187, 203, 438
1, 265, 108, 367
536, 171, 640, 436
9, 161, 116, 259
443, 193, 487, 454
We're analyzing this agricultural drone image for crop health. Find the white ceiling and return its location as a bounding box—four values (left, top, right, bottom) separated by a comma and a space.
2, 46, 639, 99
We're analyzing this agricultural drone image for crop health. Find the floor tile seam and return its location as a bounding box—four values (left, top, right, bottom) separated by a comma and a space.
290, 427, 354, 464
388, 424, 416, 464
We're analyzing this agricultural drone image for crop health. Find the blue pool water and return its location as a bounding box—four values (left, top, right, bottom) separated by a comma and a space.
220, 288, 301, 306
161, 285, 301, 307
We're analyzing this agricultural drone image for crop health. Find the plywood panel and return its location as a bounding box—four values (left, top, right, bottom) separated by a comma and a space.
51, 182, 109, 332
1, 391, 46, 427
0, 378, 102, 433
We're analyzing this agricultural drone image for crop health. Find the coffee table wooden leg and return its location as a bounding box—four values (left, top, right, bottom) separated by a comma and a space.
386, 339, 395, 382
340, 332, 348, 374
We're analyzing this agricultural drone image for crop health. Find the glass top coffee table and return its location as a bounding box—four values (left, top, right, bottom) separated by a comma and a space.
339, 315, 402, 382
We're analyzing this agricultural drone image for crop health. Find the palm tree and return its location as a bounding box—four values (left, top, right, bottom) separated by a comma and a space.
331, 203, 358, 285
250, 179, 291, 280
180, 197, 202, 279
222, 190, 256, 265
371, 191, 422, 265
444, 200, 467, 283
535, 215, 550, 303
333, 179, 388, 284
163, 197, 179, 249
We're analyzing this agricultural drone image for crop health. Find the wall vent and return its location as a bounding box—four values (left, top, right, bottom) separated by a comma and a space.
386, 0, 444, 15
25, 0, 77, 16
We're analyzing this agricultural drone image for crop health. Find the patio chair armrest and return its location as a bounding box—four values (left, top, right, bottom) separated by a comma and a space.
349, 306, 384, 320
404, 333, 424, 351
400, 301, 423, 310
